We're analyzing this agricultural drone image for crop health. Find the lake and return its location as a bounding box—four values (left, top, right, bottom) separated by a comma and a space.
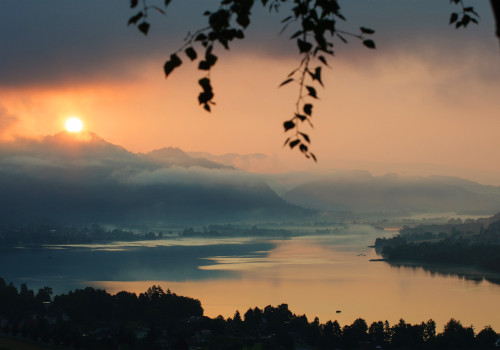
1, 224, 500, 330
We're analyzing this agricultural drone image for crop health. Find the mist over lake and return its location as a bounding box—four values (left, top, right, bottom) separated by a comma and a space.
3, 224, 500, 330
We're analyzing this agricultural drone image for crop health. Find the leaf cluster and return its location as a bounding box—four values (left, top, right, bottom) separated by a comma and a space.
449, 0, 479, 28
127, 1, 482, 161
161, 0, 262, 112
279, 0, 375, 161
128, 0, 170, 35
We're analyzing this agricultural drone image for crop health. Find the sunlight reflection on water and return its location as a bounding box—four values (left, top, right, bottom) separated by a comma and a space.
43, 237, 255, 251
3, 225, 500, 331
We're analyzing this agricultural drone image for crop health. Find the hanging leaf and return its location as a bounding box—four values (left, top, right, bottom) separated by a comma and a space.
449, 12, 459, 24
163, 54, 182, 77
298, 39, 313, 53
138, 21, 150, 35
360, 27, 375, 34
462, 15, 471, 27
303, 104, 313, 116
199, 77, 212, 91
464, 7, 479, 17
279, 78, 294, 87
199, 61, 210, 70
206, 53, 218, 66
309, 67, 323, 86
306, 86, 317, 99
363, 39, 376, 49
289, 139, 300, 149
195, 33, 207, 41
284, 120, 295, 131
236, 13, 250, 28
318, 55, 329, 67
295, 113, 307, 121
299, 132, 310, 143
128, 12, 143, 26
185, 47, 197, 61
198, 77, 214, 112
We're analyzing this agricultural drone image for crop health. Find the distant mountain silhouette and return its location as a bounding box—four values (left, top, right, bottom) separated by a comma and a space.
0, 132, 310, 224
187, 151, 284, 172
6, 131, 137, 163
282, 171, 500, 215
145, 147, 232, 169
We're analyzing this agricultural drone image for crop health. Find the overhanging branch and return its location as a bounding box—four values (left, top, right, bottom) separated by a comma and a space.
491, 0, 500, 45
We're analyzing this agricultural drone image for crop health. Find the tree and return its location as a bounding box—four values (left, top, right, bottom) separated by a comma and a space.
142, 284, 165, 301
438, 318, 476, 349
476, 325, 499, 349
422, 319, 436, 343
342, 318, 368, 348
368, 320, 388, 347
36, 286, 53, 303
129, 0, 499, 160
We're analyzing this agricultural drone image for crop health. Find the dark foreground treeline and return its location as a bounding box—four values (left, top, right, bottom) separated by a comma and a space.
0, 279, 498, 350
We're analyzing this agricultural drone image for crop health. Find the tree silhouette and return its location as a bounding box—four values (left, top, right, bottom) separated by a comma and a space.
476, 325, 499, 349
129, 0, 499, 160
438, 318, 476, 349
35, 286, 53, 303
2, 278, 500, 349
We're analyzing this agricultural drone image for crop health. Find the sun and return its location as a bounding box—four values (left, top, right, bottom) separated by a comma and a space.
65, 117, 83, 133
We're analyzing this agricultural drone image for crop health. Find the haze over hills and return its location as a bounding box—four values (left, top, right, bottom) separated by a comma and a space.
2, 131, 500, 225
282, 170, 500, 215
145, 147, 232, 170
0, 131, 309, 225
187, 151, 284, 173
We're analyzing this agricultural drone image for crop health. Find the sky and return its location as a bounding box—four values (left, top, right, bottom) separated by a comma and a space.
1, 0, 500, 184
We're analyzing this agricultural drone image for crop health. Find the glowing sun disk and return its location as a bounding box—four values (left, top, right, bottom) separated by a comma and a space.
65, 117, 83, 133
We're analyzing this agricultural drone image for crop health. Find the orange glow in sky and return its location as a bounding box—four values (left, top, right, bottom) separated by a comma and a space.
1, 50, 500, 184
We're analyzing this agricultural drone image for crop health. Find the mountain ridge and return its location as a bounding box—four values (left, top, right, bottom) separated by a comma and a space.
282, 171, 500, 215
0, 131, 311, 225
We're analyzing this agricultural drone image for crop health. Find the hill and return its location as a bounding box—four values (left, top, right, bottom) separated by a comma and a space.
282, 171, 500, 215
0, 132, 310, 224
144, 147, 232, 169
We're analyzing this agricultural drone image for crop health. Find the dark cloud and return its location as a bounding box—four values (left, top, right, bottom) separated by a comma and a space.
0, 0, 217, 86
1, 1, 495, 87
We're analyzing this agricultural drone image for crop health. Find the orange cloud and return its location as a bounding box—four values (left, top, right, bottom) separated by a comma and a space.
1, 45, 499, 184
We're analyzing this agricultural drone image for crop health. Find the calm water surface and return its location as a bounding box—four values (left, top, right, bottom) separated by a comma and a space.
2, 225, 499, 330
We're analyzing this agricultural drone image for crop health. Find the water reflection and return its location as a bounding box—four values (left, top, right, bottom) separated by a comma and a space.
386, 261, 500, 286
200, 239, 342, 271
1, 226, 500, 331
0, 238, 275, 292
